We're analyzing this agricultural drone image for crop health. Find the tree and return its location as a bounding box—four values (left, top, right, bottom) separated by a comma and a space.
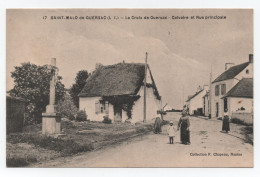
57, 93, 78, 120
69, 70, 89, 108
10, 62, 65, 124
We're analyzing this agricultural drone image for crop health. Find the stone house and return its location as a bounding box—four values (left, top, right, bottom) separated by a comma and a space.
210, 54, 253, 118
78, 62, 161, 123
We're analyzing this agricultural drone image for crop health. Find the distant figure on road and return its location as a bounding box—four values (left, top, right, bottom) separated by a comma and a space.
167, 121, 176, 144
222, 109, 230, 133
177, 110, 191, 145
154, 117, 162, 134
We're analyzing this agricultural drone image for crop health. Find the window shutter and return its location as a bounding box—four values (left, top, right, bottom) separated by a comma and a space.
221, 84, 226, 95
215, 85, 219, 96
105, 101, 109, 115
95, 101, 99, 114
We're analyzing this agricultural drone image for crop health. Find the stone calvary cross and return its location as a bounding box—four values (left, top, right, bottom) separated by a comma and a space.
42, 58, 61, 135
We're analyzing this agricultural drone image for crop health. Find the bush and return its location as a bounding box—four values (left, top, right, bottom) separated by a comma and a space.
75, 110, 87, 122
68, 114, 76, 121
57, 94, 78, 120
102, 116, 112, 124
231, 118, 252, 126
6, 157, 29, 167
23, 108, 42, 125
7, 133, 94, 156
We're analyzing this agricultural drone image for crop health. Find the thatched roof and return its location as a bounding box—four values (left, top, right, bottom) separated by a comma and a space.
212, 62, 250, 83
79, 63, 160, 99
222, 78, 253, 98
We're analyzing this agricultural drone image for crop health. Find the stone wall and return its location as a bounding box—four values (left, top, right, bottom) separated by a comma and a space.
231, 112, 253, 125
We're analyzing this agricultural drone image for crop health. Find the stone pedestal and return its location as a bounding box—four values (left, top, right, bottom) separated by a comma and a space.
42, 105, 61, 135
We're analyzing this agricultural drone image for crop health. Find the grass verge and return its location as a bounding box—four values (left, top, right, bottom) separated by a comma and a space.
7, 120, 155, 167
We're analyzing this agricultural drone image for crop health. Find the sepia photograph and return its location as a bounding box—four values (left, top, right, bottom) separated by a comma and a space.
6, 8, 253, 168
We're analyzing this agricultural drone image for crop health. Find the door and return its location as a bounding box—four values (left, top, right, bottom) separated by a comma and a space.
114, 105, 122, 122
216, 102, 219, 117
224, 98, 228, 112
203, 98, 206, 115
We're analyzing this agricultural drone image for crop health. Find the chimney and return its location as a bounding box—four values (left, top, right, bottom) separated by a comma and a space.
51, 58, 56, 66
197, 85, 202, 92
225, 63, 235, 70
249, 54, 253, 63
203, 85, 209, 91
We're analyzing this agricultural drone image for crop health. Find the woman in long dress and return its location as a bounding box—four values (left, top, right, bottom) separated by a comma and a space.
154, 117, 162, 134
177, 111, 191, 145
222, 109, 230, 133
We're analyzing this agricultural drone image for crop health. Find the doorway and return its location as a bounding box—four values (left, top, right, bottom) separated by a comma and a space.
114, 105, 122, 122
216, 102, 219, 117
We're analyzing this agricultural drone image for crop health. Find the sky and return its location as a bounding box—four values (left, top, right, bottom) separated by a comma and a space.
6, 9, 253, 109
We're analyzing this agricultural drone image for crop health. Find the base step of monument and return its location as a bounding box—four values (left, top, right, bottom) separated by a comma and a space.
50, 134, 66, 138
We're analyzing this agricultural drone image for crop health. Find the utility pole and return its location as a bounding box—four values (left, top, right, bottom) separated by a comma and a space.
209, 64, 212, 119
182, 85, 184, 107
144, 52, 148, 122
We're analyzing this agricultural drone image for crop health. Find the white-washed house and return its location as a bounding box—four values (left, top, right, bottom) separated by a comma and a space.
186, 85, 209, 115
78, 62, 161, 123
210, 54, 253, 118
202, 91, 210, 117
221, 78, 253, 117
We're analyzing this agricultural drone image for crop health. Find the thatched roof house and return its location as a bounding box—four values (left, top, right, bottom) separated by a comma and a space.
79, 62, 161, 123
79, 63, 160, 98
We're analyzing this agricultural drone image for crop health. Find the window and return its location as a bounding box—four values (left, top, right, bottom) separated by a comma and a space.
215, 85, 219, 96
221, 84, 226, 95
246, 69, 249, 74
95, 100, 109, 114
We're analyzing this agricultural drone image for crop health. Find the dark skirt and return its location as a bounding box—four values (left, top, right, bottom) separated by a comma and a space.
154, 118, 161, 134
180, 123, 190, 144
222, 116, 230, 132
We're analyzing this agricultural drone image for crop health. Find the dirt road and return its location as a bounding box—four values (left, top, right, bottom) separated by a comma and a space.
32, 113, 253, 167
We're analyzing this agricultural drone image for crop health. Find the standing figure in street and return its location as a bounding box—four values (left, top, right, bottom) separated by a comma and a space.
177, 110, 191, 145
167, 121, 176, 144
154, 117, 162, 134
222, 109, 230, 133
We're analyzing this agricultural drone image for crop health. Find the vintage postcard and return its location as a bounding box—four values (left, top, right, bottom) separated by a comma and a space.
6, 9, 253, 167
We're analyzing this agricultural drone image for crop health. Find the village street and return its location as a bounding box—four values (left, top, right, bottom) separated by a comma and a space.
32, 113, 253, 168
